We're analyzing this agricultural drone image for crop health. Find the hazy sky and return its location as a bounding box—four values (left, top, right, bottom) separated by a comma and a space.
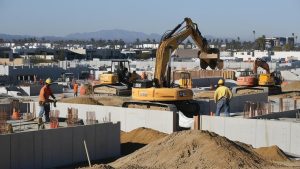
0, 0, 300, 41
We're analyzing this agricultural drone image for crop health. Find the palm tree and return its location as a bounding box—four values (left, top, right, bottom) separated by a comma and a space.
252, 30, 256, 42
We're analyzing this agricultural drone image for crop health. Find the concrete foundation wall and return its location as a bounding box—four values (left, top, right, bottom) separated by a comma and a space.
33, 102, 176, 134
200, 116, 300, 156
20, 84, 63, 96
197, 92, 268, 115
0, 122, 120, 169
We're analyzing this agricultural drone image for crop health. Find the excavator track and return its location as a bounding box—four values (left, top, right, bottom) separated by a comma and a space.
122, 100, 200, 118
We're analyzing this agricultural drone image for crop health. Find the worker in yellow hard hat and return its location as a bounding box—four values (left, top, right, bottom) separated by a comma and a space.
214, 79, 233, 117
38, 78, 56, 122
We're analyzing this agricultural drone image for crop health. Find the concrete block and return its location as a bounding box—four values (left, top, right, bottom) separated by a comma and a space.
42, 128, 73, 168
106, 122, 121, 157
290, 123, 300, 155
201, 116, 225, 136
256, 120, 291, 152
72, 125, 96, 163
33, 130, 43, 169
95, 123, 109, 160
145, 109, 175, 134
124, 108, 146, 132
224, 118, 256, 145
11, 132, 35, 169
0, 134, 10, 169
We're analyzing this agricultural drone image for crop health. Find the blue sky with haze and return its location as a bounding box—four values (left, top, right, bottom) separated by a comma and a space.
0, 0, 299, 41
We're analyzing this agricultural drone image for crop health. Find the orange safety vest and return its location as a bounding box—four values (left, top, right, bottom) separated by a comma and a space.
73, 83, 79, 92
39, 85, 53, 102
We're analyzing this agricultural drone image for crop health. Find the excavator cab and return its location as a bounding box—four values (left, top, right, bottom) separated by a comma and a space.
100, 59, 130, 85
95, 59, 132, 96
172, 70, 192, 89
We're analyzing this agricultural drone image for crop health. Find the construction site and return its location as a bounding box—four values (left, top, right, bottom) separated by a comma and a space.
1, 18, 300, 169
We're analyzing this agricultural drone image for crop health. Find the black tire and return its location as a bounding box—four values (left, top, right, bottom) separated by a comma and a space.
209, 60, 217, 69
200, 59, 208, 69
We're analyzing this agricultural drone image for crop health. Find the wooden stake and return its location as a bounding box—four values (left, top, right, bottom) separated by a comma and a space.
84, 140, 92, 167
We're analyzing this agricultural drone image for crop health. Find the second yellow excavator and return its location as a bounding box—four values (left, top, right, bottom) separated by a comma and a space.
122, 17, 222, 119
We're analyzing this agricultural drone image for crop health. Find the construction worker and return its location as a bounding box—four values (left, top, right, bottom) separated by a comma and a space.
38, 78, 56, 122
141, 71, 147, 80
129, 71, 139, 83
214, 79, 233, 117
73, 81, 79, 97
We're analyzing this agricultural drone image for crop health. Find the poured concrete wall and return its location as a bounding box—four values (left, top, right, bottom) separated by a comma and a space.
33, 102, 176, 134
0, 122, 120, 169
20, 84, 63, 96
200, 116, 300, 156
197, 92, 268, 115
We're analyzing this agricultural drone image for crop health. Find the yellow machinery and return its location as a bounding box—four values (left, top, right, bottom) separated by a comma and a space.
233, 58, 282, 95
173, 70, 192, 89
93, 59, 132, 96
123, 17, 220, 118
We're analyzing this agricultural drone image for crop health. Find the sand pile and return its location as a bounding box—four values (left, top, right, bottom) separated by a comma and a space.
254, 145, 290, 162
111, 130, 277, 169
281, 81, 300, 92
94, 96, 130, 107
60, 96, 101, 105
121, 128, 167, 156
121, 127, 167, 144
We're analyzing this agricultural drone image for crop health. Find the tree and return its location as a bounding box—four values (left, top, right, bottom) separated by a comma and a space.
256, 35, 266, 51
134, 38, 140, 45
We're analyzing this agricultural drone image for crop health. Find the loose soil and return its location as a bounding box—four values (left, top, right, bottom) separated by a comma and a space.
254, 145, 290, 162
281, 81, 300, 92
111, 130, 284, 169
60, 96, 101, 105
120, 127, 167, 156
84, 129, 299, 169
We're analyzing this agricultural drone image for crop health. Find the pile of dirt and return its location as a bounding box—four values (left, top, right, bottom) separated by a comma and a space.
281, 81, 300, 92
121, 127, 167, 144
254, 145, 290, 162
94, 96, 131, 107
121, 128, 167, 156
59, 96, 101, 105
111, 130, 278, 169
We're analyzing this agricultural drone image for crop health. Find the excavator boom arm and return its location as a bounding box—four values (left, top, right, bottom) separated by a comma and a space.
154, 18, 216, 87
253, 59, 270, 74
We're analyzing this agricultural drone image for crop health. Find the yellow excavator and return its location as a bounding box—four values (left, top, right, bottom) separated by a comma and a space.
93, 59, 132, 96
122, 17, 222, 119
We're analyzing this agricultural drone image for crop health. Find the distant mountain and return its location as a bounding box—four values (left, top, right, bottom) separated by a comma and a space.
65, 29, 162, 42
0, 29, 222, 43
0, 33, 33, 40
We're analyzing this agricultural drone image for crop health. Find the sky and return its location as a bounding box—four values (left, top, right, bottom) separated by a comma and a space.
0, 0, 300, 41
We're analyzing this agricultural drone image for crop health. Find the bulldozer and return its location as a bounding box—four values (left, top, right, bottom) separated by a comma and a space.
93, 59, 133, 96
233, 58, 282, 95
122, 17, 221, 127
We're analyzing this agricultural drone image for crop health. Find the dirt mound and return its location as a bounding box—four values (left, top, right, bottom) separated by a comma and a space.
87, 164, 115, 169
94, 96, 130, 107
112, 130, 277, 169
121, 127, 167, 144
60, 96, 101, 105
254, 145, 290, 162
282, 81, 300, 92
121, 128, 167, 156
